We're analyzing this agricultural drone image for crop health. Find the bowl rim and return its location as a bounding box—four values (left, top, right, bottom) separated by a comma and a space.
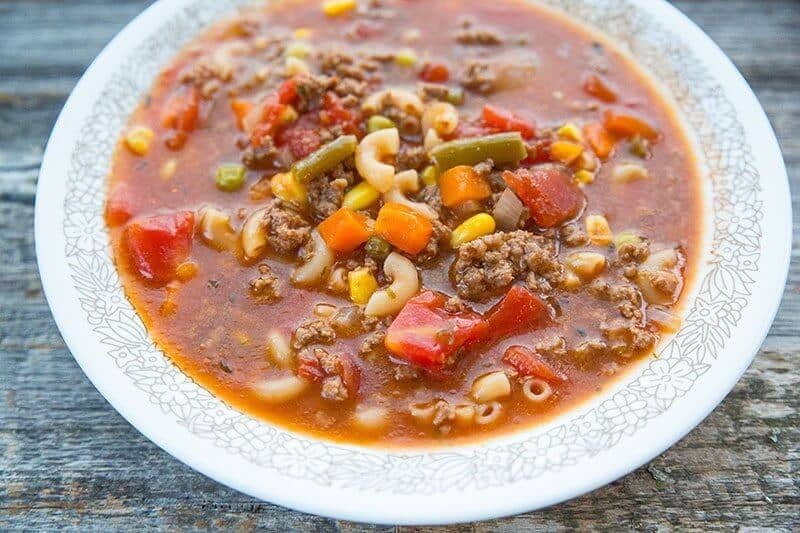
34, 0, 792, 524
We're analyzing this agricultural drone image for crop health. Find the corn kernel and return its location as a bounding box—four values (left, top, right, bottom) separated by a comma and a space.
567, 251, 606, 281
279, 105, 298, 125
348, 268, 378, 304
323, 0, 357, 17
175, 261, 199, 282
125, 126, 154, 156
586, 214, 612, 246
451, 213, 496, 247
285, 41, 313, 59
578, 150, 597, 171
343, 181, 379, 210
613, 229, 642, 249
234, 331, 251, 345
550, 140, 583, 165
574, 169, 595, 185
160, 158, 178, 180
561, 271, 582, 291
558, 123, 584, 143
285, 56, 310, 77
367, 115, 395, 133
421, 165, 438, 186
395, 48, 418, 67
293, 27, 313, 39
271, 172, 307, 206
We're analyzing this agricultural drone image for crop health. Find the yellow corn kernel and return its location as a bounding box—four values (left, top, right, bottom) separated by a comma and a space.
395, 48, 418, 67
557, 123, 584, 143
279, 106, 298, 125
285, 41, 313, 59
451, 213, 496, 247
285, 56, 310, 77
270, 172, 307, 206
323, 0, 357, 17
613, 229, 643, 248
293, 27, 313, 39
567, 251, 606, 281
343, 181, 380, 210
348, 268, 378, 305
550, 141, 584, 165
160, 158, 178, 180
125, 126, 154, 156
586, 214, 612, 246
421, 165, 438, 186
234, 331, 251, 345
175, 261, 199, 282
574, 169, 595, 185
578, 150, 597, 171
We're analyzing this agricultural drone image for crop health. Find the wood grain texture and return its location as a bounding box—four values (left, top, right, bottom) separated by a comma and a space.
1, 0, 798, 530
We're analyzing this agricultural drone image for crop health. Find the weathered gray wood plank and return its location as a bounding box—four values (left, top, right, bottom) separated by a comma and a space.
1, 0, 798, 530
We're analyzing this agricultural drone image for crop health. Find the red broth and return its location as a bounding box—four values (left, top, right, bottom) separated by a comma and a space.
106, 0, 703, 446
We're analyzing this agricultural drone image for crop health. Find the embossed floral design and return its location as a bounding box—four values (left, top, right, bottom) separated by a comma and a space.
57, 0, 763, 493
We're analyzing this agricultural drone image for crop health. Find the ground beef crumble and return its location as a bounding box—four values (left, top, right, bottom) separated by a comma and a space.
293, 319, 337, 350
459, 60, 497, 94
248, 263, 281, 300
306, 161, 358, 221
451, 230, 559, 300
396, 144, 429, 171
259, 199, 311, 255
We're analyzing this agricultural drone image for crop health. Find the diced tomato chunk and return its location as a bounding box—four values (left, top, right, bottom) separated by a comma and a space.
502, 345, 563, 382
453, 118, 497, 140
277, 78, 298, 105
582, 73, 618, 103
320, 92, 359, 135
419, 62, 450, 83
502, 167, 584, 227
385, 291, 487, 370
297, 351, 324, 382
246, 94, 289, 146
277, 120, 323, 159
481, 104, 535, 139
105, 182, 134, 227
124, 211, 195, 284
483, 285, 552, 343
162, 85, 200, 132
296, 349, 361, 398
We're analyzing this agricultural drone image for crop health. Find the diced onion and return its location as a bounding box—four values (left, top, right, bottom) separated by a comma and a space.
492, 188, 525, 231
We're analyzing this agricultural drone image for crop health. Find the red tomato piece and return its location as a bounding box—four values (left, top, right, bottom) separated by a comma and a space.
296, 350, 361, 398
385, 291, 487, 370
277, 78, 298, 105
419, 62, 450, 83
320, 92, 359, 135
453, 118, 497, 139
582, 73, 618, 103
483, 285, 552, 344
105, 182, 134, 227
124, 211, 195, 284
277, 116, 323, 159
161, 85, 200, 132
502, 167, 584, 227
297, 351, 324, 382
481, 104, 535, 139
502, 345, 563, 382
247, 94, 288, 146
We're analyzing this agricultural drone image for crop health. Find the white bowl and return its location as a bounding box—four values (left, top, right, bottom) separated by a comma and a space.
35, 0, 791, 524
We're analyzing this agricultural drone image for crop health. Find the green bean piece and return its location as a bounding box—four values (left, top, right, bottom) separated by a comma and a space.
215, 164, 247, 191
364, 236, 392, 260
292, 135, 358, 182
431, 132, 527, 173
367, 115, 395, 133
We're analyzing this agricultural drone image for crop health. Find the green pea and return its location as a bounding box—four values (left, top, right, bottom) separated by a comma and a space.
215, 164, 247, 192
365, 236, 392, 260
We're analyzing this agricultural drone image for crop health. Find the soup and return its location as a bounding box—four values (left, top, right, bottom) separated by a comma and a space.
105, 0, 703, 445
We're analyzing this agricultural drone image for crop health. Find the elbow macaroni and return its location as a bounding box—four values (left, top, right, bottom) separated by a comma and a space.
251, 375, 308, 403
362, 88, 424, 117
241, 207, 268, 259
421, 101, 458, 136
470, 371, 511, 403
365, 252, 420, 317
266, 329, 294, 369
355, 128, 400, 193
382, 170, 439, 220
291, 230, 335, 286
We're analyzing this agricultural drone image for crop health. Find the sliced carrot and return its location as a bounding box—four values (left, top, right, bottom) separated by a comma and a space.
602, 110, 659, 140
230, 99, 253, 131
439, 165, 492, 207
375, 202, 433, 255
583, 122, 617, 159
582, 73, 618, 103
317, 208, 371, 253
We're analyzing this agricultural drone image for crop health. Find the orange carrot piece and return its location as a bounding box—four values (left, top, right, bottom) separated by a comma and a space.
582, 74, 618, 103
318, 208, 371, 253
375, 202, 433, 255
439, 165, 492, 207
583, 122, 617, 159
602, 110, 659, 140
230, 99, 253, 131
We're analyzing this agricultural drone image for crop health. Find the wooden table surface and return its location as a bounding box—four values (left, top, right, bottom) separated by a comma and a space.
1, 0, 797, 530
